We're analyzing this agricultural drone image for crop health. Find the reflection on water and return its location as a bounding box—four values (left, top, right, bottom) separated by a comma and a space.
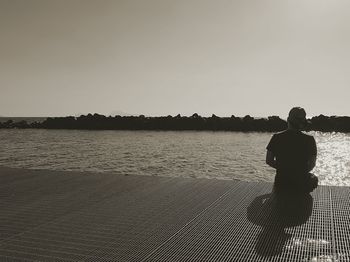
313, 132, 350, 186
0, 130, 349, 186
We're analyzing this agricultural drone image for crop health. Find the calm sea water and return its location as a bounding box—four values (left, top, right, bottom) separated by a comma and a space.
0, 129, 349, 186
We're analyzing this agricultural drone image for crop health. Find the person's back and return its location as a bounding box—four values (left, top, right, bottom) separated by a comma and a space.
266, 107, 318, 194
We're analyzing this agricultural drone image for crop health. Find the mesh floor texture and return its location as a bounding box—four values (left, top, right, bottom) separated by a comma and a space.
0, 166, 348, 262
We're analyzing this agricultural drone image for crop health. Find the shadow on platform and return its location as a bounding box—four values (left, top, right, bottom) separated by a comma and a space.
247, 192, 313, 257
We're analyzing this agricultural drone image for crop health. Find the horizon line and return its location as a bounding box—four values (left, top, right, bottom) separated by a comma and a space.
1, 113, 350, 119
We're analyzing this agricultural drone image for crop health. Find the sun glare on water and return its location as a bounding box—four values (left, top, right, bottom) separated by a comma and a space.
313, 132, 350, 186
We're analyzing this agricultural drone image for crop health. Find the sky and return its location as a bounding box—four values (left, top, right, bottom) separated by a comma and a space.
1, 0, 350, 118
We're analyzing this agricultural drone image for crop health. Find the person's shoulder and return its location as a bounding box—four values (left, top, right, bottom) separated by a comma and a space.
268, 130, 288, 144
300, 131, 315, 139
299, 132, 316, 145
273, 130, 289, 137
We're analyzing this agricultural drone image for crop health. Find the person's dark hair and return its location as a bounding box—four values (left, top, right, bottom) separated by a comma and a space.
287, 107, 307, 130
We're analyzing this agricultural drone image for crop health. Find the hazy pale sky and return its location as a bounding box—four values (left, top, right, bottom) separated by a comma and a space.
1, 0, 350, 117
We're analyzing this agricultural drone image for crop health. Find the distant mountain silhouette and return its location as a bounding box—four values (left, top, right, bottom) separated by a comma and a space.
73, 110, 133, 118
109, 110, 133, 117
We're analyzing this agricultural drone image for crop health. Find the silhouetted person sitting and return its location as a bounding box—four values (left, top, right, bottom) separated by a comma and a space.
266, 107, 318, 194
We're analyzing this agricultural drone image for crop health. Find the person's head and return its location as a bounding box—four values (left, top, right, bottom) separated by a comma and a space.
287, 107, 307, 130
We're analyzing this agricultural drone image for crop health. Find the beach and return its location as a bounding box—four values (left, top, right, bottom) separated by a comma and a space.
0, 166, 348, 261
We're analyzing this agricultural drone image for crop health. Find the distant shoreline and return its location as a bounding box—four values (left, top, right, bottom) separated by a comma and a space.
0, 117, 47, 124
1, 113, 350, 133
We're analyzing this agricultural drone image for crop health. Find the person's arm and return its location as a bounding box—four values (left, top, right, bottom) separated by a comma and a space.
266, 134, 277, 169
266, 150, 277, 169
307, 137, 317, 172
307, 155, 316, 172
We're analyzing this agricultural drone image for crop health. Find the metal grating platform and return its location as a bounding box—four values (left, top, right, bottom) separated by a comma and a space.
0, 167, 349, 261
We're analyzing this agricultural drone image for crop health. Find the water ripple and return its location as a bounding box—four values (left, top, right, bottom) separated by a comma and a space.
0, 130, 349, 186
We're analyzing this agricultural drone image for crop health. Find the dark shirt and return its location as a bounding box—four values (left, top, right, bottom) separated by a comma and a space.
267, 129, 317, 184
